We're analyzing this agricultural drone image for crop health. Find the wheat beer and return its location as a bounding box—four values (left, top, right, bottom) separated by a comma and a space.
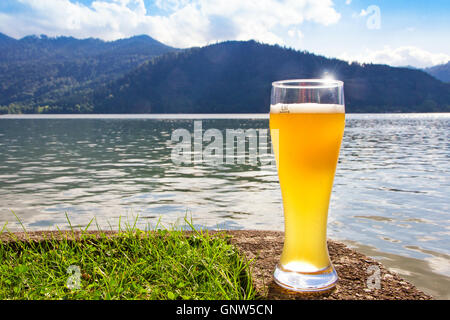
270, 80, 345, 292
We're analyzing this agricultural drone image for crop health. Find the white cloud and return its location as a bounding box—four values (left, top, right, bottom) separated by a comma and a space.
359, 9, 369, 17
288, 28, 303, 39
0, 0, 341, 48
339, 46, 450, 68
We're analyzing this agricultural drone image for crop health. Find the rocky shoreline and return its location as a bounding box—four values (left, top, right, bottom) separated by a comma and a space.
227, 230, 432, 300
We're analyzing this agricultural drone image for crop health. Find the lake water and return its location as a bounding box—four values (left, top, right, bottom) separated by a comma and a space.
0, 113, 449, 299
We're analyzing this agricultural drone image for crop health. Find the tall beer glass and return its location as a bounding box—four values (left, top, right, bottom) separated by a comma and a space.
270, 79, 345, 292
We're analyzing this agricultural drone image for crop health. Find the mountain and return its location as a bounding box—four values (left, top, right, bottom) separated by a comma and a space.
0, 33, 177, 113
424, 62, 450, 83
0, 32, 16, 45
1, 37, 449, 114
90, 41, 450, 113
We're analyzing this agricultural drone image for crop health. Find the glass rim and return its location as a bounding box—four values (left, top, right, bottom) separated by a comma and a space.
272, 79, 344, 89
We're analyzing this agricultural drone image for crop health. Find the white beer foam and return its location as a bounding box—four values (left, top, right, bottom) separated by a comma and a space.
270, 103, 345, 114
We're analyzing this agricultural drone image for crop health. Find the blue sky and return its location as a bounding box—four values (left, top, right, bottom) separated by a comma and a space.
0, 0, 449, 67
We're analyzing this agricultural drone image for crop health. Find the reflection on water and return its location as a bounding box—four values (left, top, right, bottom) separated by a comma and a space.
0, 113, 449, 299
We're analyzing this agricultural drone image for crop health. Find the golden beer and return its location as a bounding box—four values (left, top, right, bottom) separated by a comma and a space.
270, 80, 345, 292
271, 109, 345, 270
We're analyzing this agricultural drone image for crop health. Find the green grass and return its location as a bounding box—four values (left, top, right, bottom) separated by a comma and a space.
0, 217, 256, 300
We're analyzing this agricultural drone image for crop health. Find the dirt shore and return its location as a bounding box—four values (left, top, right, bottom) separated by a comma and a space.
227, 230, 432, 300
0, 230, 432, 300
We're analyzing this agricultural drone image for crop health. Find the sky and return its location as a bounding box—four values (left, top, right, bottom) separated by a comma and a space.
0, 0, 449, 68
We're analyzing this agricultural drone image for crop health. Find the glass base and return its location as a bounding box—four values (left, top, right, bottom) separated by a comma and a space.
273, 264, 338, 292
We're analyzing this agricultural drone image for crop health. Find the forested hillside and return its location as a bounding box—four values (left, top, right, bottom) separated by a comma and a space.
0, 33, 176, 113
92, 41, 450, 113
1, 35, 449, 114
424, 62, 450, 83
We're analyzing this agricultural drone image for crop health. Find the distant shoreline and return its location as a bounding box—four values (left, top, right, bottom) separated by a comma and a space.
1, 112, 449, 119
